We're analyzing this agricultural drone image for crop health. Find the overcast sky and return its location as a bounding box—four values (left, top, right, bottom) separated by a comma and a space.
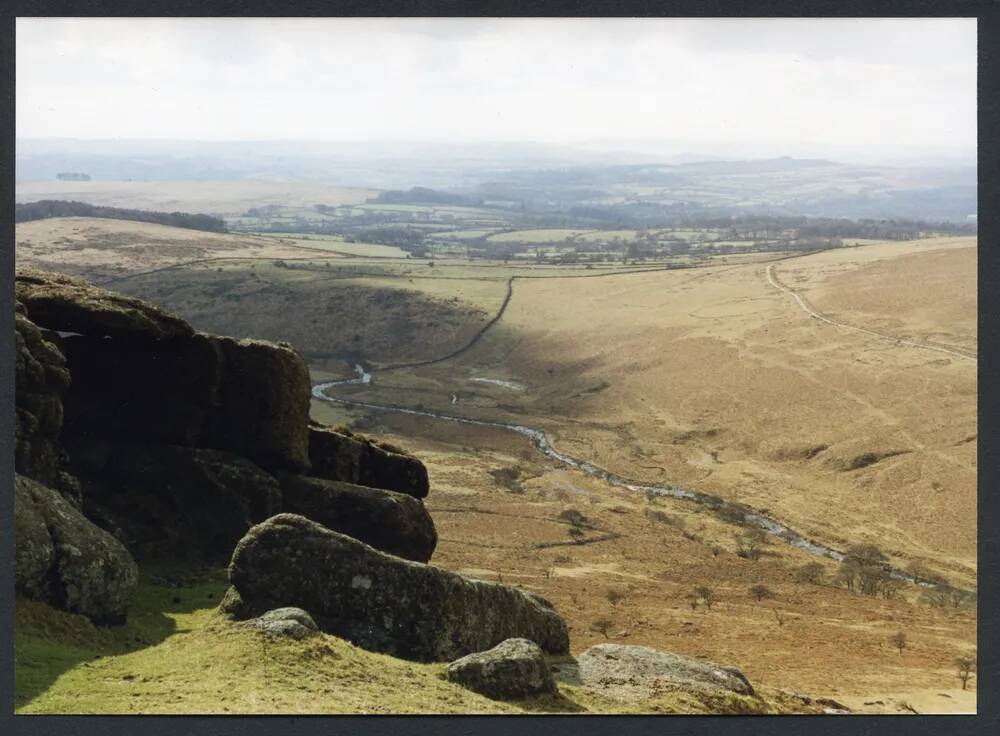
16, 17, 976, 156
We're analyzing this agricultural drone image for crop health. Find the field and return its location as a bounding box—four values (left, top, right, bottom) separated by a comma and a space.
14, 217, 359, 282
15, 179, 375, 216
14, 217, 978, 713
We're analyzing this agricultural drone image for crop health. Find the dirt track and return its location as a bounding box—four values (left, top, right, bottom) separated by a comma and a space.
765, 262, 975, 362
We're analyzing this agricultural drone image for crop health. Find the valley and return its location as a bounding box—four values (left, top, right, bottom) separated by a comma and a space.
14, 213, 977, 713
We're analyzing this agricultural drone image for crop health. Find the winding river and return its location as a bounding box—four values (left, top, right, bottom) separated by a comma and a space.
313, 366, 859, 562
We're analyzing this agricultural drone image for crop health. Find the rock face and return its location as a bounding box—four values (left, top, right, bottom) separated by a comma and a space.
446, 638, 557, 700
15, 267, 193, 340
223, 514, 569, 661
574, 644, 754, 698
279, 474, 436, 562
14, 474, 138, 624
14, 304, 77, 501
60, 333, 311, 473
309, 425, 429, 498
13, 268, 445, 638
204, 336, 311, 472
77, 444, 282, 561
14, 269, 311, 474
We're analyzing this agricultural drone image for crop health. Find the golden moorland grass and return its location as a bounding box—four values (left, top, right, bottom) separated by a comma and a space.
14, 219, 978, 714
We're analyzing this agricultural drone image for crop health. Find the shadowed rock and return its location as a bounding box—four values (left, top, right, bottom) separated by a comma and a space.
14, 474, 138, 624
76, 444, 282, 561
309, 425, 429, 498
280, 474, 436, 562
18, 269, 311, 473
447, 638, 557, 700
15, 267, 193, 340
574, 644, 754, 698
15, 306, 79, 502
204, 336, 311, 472
59, 332, 311, 473
222, 513, 569, 661
60, 333, 222, 448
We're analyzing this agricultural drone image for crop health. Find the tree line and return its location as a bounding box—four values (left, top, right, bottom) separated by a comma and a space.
15, 200, 228, 233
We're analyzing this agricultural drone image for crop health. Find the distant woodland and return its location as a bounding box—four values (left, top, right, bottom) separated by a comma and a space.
15, 200, 228, 233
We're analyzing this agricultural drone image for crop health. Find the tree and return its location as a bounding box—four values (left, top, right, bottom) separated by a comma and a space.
921, 583, 951, 608
605, 589, 625, 607
749, 584, 774, 601
694, 586, 715, 610
950, 588, 974, 608
837, 544, 893, 596
591, 617, 613, 639
889, 631, 907, 655
795, 562, 825, 585
735, 529, 768, 560
955, 653, 976, 690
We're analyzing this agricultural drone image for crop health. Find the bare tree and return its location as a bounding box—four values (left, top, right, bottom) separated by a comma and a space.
889, 631, 907, 655
950, 588, 974, 608
772, 608, 785, 626
955, 653, 976, 690
921, 583, 951, 608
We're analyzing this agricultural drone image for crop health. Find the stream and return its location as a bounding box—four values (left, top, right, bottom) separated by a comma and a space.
313, 367, 850, 555
313, 365, 945, 587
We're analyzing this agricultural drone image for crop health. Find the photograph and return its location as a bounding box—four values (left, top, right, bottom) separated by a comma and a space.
11, 15, 978, 716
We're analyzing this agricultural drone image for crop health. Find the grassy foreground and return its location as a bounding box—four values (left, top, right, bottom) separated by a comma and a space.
14, 566, 801, 715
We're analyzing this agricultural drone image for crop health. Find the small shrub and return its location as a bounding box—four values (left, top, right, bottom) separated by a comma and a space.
749, 584, 775, 601
735, 529, 768, 560
489, 466, 524, 493
558, 509, 589, 527
794, 562, 825, 585
568, 526, 585, 543
645, 509, 683, 528
889, 631, 907, 655
605, 589, 625, 607
694, 586, 715, 610
591, 617, 614, 638
716, 501, 750, 525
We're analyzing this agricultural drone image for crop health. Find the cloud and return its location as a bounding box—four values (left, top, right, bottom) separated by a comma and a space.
16, 17, 976, 152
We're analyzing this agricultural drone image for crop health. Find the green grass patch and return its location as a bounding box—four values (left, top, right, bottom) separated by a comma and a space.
16, 563, 802, 714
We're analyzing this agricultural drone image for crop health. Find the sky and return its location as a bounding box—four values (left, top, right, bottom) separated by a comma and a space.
16, 17, 977, 158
